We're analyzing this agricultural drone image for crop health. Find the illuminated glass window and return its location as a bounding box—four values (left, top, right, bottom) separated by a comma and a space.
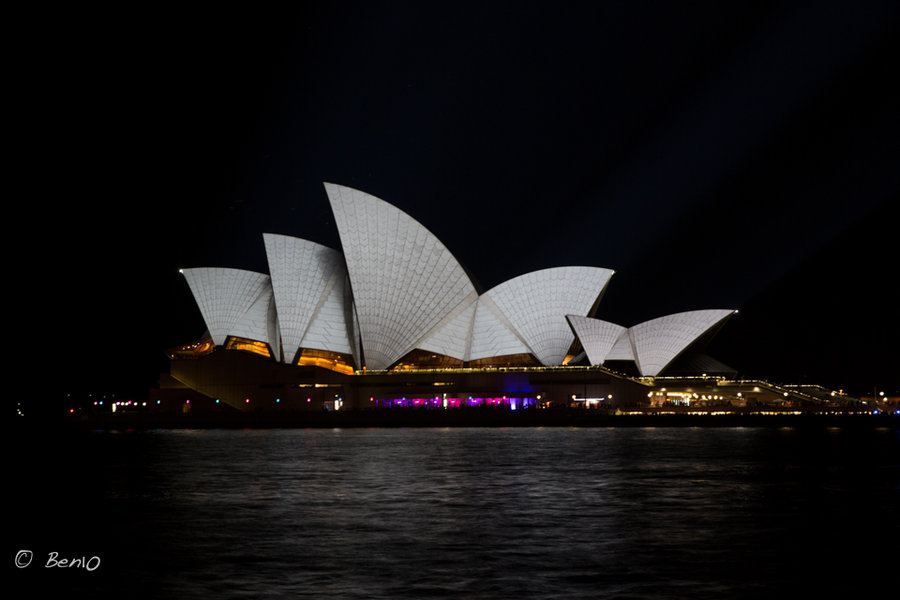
296, 348, 355, 375
225, 337, 272, 358
166, 338, 215, 359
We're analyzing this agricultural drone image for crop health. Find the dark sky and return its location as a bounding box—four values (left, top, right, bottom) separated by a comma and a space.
18, 1, 899, 397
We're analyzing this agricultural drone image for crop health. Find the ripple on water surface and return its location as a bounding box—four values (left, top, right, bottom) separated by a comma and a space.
13, 426, 898, 599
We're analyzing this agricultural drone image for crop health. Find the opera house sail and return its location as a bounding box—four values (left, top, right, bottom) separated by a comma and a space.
324, 182, 478, 371
566, 310, 737, 377
169, 183, 736, 411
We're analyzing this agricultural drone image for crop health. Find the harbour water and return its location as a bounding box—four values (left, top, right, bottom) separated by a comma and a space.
10, 426, 898, 598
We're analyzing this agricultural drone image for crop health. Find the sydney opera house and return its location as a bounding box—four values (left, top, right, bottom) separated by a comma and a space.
162, 183, 739, 413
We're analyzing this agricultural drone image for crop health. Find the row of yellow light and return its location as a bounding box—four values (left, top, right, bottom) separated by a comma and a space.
621, 410, 891, 416
646, 391, 733, 401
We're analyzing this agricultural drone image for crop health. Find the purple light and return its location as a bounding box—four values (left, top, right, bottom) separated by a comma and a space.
368, 395, 538, 410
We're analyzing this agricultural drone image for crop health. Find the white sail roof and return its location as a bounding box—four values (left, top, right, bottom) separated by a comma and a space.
629, 309, 736, 376
179, 183, 739, 378
481, 267, 614, 365
263, 233, 351, 363
181, 267, 272, 346
468, 295, 533, 361
605, 331, 636, 361
565, 315, 627, 365
416, 294, 479, 360
229, 283, 280, 354
325, 182, 477, 370
295, 271, 356, 358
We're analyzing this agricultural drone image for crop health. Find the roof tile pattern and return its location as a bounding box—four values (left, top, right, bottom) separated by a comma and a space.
297, 269, 355, 357
605, 332, 636, 361
181, 268, 272, 346
180, 184, 735, 375
468, 296, 532, 361
629, 309, 735, 376
417, 293, 478, 360
229, 284, 280, 354
565, 315, 627, 365
263, 234, 347, 362
482, 267, 614, 365
325, 183, 477, 370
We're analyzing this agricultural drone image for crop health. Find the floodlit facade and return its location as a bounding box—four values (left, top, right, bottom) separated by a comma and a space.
171, 183, 736, 410
478, 267, 613, 366
325, 183, 478, 370
181, 267, 276, 348
565, 315, 627, 366
566, 309, 737, 377
262, 233, 356, 364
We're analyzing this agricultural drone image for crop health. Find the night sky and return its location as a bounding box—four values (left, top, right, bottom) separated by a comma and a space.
19, 1, 898, 398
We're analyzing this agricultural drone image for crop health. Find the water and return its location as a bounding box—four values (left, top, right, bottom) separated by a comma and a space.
10, 426, 898, 598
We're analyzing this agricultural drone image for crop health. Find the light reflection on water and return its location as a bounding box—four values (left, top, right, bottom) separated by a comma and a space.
13, 427, 899, 599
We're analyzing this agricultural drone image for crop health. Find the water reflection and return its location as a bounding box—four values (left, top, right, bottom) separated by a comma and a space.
12, 427, 898, 599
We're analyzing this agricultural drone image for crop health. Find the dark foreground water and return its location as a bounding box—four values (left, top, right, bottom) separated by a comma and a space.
9, 426, 899, 599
